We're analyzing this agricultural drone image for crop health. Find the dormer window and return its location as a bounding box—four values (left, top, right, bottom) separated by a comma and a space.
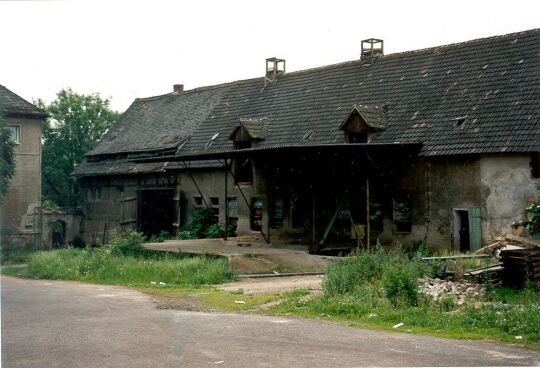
341, 105, 386, 143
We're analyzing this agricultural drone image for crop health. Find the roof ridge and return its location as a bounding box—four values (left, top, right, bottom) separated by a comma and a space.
135, 76, 264, 102
283, 28, 540, 78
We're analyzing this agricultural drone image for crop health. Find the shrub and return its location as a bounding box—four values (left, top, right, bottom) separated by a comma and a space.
204, 223, 236, 239
383, 261, 422, 307
106, 231, 145, 256
322, 250, 393, 296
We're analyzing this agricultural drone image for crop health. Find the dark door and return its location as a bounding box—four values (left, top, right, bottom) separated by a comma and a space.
139, 189, 175, 237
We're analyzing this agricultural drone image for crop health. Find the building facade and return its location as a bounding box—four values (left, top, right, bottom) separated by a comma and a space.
74, 30, 540, 250
0, 85, 47, 247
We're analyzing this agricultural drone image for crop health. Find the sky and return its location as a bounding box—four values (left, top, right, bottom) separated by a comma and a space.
1, 0, 539, 112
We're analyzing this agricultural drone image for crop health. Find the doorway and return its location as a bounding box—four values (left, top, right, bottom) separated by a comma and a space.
51, 220, 66, 247
138, 189, 176, 237
453, 208, 481, 252
454, 210, 470, 252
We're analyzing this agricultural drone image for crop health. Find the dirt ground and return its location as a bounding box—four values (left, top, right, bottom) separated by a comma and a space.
218, 275, 323, 294
145, 239, 336, 274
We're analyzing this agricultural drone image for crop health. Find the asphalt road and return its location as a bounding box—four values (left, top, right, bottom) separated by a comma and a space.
2, 276, 539, 367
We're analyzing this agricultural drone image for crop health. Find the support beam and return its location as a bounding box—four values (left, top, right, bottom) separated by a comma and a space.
366, 177, 370, 251
224, 159, 228, 240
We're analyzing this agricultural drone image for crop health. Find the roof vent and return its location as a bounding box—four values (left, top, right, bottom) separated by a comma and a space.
264, 57, 286, 88
173, 84, 184, 92
361, 38, 384, 60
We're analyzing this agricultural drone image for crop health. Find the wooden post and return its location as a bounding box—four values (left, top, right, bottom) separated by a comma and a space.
224, 159, 228, 240
366, 178, 370, 251
312, 187, 316, 244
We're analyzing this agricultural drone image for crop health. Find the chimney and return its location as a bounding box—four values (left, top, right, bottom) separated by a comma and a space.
173, 84, 184, 92
264, 57, 285, 87
361, 38, 384, 60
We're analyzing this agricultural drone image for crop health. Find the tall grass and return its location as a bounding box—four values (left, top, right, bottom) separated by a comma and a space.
23, 249, 233, 286
276, 248, 540, 345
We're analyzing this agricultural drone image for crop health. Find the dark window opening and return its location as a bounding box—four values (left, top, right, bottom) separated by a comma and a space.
531, 152, 540, 178
454, 117, 467, 128
347, 131, 368, 143
369, 201, 384, 232
393, 198, 412, 233
193, 196, 203, 207
290, 193, 308, 229
234, 158, 253, 184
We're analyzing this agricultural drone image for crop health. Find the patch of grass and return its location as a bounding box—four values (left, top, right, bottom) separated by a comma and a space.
10, 248, 233, 287
271, 248, 540, 347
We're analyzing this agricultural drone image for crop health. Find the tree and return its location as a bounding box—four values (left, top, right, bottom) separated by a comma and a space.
0, 106, 16, 202
36, 89, 119, 207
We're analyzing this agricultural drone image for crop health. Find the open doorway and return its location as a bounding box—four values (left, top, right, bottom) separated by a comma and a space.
453, 208, 481, 252
138, 189, 176, 237
51, 220, 66, 247
454, 210, 470, 252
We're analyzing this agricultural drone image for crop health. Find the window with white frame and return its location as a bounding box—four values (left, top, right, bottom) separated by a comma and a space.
7, 125, 20, 144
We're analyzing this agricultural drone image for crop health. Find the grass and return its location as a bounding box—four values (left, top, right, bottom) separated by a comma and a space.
2, 248, 233, 287
268, 249, 540, 348
1, 246, 41, 265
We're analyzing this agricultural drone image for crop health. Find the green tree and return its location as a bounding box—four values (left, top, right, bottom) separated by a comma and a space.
0, 106, 16, 202
512, 183, 540, 237
36, 89, 119, 207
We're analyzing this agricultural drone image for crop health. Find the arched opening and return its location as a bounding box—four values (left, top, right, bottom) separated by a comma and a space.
51, 220, 67, 247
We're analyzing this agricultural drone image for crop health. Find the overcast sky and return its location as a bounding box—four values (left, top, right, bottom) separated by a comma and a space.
1, 0, 539, 112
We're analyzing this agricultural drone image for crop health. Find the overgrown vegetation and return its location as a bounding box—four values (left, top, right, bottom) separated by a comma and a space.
2, 231, 234, 287
512, 183, 540, 236
177, 207, 235, 239
273, 248, 540, 345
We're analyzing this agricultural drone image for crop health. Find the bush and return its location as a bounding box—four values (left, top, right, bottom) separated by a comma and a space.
322, 250, 392, 296
383, 262, 422, 307
106, 231, 145, 256
204, 223, 236, 239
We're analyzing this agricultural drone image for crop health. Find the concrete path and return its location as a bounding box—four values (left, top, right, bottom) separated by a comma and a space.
2, 276, 540, 367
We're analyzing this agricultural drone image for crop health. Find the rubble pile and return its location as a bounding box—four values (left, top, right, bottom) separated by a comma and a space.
418, 277, 486, 305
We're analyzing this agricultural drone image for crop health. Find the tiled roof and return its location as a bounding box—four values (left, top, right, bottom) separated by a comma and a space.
80, 29, 539, 175
0, 85, 47, 118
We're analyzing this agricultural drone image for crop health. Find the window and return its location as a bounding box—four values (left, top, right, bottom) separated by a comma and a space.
270, 198, 284, 228
234, 158, 253, 184
193, 196, 203, 207
250, 198, 264, 231
393, 198, 412, 233
531, 152, 540, 178
209, 197, 219, 222
7, 125, 20, 144
227, 197, 238, 228
347, 131, 368, 143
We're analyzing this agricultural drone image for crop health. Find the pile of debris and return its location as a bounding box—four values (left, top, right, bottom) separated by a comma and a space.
418, 277, 486, 305
500, 248, 540, 289
474, 234, 540, 290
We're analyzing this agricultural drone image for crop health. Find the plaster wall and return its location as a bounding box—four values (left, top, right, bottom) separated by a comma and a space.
0, 115, 43, 247
480, 153, 539, 241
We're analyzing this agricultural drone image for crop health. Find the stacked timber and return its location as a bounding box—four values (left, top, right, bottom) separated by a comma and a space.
500, 248, 540, 289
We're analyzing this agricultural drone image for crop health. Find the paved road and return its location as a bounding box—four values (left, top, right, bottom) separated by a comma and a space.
2, 276, 539, 367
